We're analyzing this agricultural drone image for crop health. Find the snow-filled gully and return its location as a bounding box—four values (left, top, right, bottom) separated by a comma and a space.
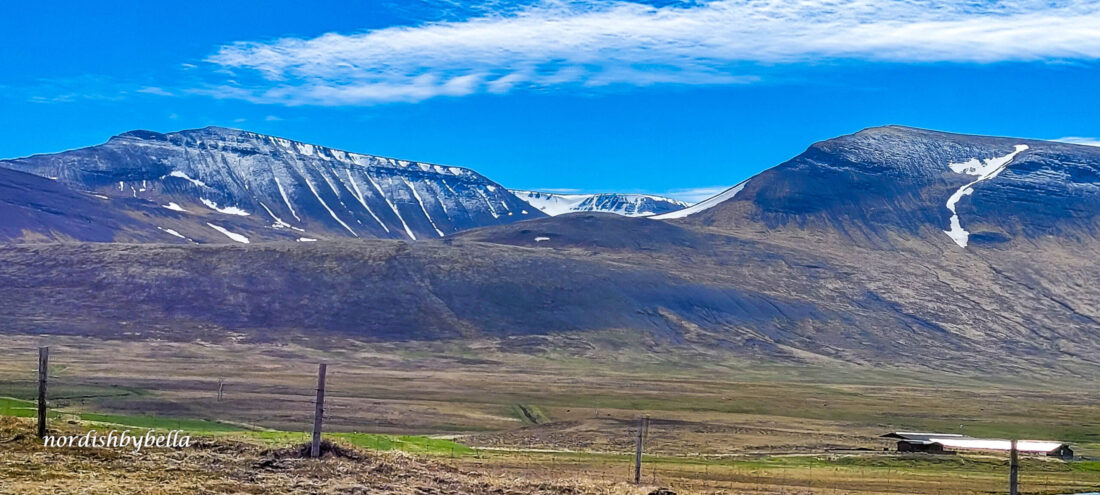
943, 144, 1028, 248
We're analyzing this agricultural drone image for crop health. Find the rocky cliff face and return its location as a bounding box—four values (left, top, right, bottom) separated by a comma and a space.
0, 127, 543, 243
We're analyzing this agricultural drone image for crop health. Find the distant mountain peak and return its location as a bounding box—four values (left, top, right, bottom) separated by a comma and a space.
512, 190, 689, 217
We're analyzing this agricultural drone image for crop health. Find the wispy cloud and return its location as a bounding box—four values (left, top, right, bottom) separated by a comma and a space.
136, 86, 174, 96
1054, 136, 1100, 147
200, 0, 1100, 105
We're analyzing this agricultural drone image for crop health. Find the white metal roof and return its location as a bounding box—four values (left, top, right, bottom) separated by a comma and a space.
886, 432, 1066, 453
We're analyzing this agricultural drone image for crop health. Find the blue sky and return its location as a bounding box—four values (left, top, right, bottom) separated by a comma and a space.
2, 1, 1099, 202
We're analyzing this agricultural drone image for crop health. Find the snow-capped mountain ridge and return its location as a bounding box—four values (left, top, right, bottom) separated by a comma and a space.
0, 126, 543, 243
513, 190, 689, 217
668, 126, 1100, 248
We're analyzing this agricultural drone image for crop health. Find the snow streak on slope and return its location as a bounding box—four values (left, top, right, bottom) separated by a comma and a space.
475, 187, 499, 219
157, 227, 189, 241
652, 180, 748, 220
943, 144, 1029, 248
346, 170, 389, 232
200, 198, 250, 216
403, 178, 444, 237
303, 176, 358, 237
273, 177, 302, 223
207, 223, 250, 244
168, 171, 208, 188
367, 173, 416, 240
515, 190, 690, 217
258, 201, 293, 229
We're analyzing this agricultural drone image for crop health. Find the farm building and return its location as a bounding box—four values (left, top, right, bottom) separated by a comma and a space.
883, 432, 1073, 459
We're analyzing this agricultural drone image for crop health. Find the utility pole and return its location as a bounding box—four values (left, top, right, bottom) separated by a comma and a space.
1009, 439, 1019, 495
310, 363, 327, 458
37, 347, 48, 439
634, 415, 649, 484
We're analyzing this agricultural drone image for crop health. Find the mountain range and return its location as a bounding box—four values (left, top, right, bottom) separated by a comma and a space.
1, 125, 1098, 371
511, 190, 688, 217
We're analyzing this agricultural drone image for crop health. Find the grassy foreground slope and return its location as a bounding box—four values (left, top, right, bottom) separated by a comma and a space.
0, 416, 638, 495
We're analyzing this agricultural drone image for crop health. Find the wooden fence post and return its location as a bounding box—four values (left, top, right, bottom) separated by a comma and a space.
311, 363, 327, 458
37, 347, 48, 439
1009, 439, 1019, 495
634, 415, 649, 484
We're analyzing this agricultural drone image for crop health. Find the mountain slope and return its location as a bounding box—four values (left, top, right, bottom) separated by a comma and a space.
0, 166, 169, 243
659, 126, 1100, 249
1, 126, 1098, 373
0, 127, 544, 243
513, 190, 688, 217
3, 211, 1098, 372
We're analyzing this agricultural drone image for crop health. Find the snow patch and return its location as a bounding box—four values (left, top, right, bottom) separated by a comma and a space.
297, 237, 318, 242
169, 170, 209, 188
535, 236, 550, 242
201, 198, 250, 216
162, 202, 187, 212
943, 144, 1029, 248
206, 223, 249, 244
157, 227, 189, 241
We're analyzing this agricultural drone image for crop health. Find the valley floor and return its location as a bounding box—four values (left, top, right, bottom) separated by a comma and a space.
2, 334, 1100, 494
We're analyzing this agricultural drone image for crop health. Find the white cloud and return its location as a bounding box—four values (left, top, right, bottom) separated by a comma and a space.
1054, 137, 1100, 147
264, 115, 283, 121
201, 0, 1100, 105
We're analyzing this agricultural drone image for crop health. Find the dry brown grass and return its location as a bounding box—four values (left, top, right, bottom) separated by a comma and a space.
0, 416, 648, 495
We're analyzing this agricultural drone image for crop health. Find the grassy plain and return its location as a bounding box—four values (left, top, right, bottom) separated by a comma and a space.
1, 333, 1099, 494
